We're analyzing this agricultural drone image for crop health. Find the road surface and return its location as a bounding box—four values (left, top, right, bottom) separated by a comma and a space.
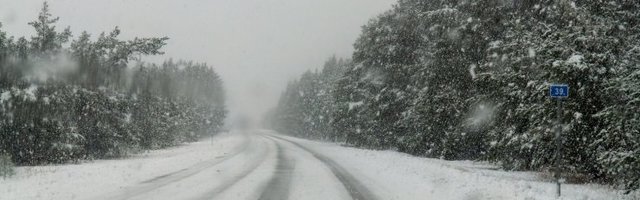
101, 130, 380, 200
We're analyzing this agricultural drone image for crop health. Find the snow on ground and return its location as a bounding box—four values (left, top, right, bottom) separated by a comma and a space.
274, 131, 638, 200
1, 130, 638, 200
279, 137, 352, 200
0, 132, 246, 200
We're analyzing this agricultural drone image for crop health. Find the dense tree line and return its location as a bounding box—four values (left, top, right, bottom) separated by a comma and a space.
267, 57, 348, 141
0, 2, 226, 166
269, 0, 640, 191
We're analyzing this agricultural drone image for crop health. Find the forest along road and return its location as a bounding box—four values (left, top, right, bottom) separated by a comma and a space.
99, 130, 382, 200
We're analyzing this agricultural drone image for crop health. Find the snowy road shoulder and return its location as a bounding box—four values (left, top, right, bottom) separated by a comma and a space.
0, 132, 248, 200
268, 131, 638, 200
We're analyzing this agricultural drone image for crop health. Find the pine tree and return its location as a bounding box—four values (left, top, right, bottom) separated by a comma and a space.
28, 2, 71, 55
0, 2, 227, 165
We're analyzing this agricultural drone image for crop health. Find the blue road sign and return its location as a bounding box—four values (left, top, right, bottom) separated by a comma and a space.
550, 84, 569, 98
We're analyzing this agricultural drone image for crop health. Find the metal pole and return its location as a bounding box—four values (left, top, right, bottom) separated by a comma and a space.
555, 99, 562, 197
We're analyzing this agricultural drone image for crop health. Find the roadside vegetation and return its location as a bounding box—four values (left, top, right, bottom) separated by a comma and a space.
268, 0, 640, 192
0, 2, 227, 167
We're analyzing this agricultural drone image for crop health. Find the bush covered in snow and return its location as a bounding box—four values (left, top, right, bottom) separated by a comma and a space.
269, 0, 640, 192
0, 153, 14, 178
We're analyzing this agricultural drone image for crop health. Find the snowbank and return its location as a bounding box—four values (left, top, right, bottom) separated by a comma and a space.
278, 133, 637, 200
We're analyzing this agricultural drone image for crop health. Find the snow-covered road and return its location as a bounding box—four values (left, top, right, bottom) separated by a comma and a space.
0, 130, 635, 200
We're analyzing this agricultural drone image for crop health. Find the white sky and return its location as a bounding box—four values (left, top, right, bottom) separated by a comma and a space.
0, 0, 395, 125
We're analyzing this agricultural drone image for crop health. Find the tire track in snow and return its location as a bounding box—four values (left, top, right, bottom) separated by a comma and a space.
266, 135, 380, 200
107, 134, 251, 200
191, 136, 273, 200
258, 137, 295, 200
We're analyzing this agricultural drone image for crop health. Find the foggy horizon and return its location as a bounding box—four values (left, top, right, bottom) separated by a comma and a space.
0, 0, 396, 126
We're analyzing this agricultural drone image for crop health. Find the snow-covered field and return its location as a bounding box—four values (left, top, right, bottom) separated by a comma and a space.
0, 130, 636, 200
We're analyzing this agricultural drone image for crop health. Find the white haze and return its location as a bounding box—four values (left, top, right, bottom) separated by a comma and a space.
26, 53, 79, 82
0, 0, 396, 127
465, 102, 498, 131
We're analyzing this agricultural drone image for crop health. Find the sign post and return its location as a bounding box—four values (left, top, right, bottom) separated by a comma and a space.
549, 84, 568, 197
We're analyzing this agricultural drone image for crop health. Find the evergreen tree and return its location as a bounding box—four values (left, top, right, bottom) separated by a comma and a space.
270, 0, 640, 192
0, 2, 227, 165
